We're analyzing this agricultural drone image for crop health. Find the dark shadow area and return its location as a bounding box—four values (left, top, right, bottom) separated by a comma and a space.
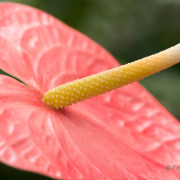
0, 163, 55, 180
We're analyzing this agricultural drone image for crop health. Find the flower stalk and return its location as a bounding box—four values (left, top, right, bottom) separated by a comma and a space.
44, 44, 180, 109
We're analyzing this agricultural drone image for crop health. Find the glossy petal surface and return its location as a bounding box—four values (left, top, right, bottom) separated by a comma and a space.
0, 2, 180, 180
0, 76, 179, 180
0, 2, 118, 94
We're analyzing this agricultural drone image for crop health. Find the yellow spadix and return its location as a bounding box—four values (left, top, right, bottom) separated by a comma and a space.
43, 44, 180, 109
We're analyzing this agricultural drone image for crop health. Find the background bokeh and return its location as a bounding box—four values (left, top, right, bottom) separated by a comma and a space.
0, 0, 180, 179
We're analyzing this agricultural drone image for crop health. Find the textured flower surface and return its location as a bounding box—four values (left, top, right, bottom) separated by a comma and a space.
0, 2, 180, 180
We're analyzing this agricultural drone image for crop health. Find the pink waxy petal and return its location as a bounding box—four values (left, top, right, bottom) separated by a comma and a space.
0, 2, 180, 180
0, 75, 46, 174
0, 76, 179, 180
73, 83, 180, 168
0, 75, 86, 179
0, 2, 118, 94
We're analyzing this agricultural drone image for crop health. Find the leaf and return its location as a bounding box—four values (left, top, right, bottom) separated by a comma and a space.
0, 2, 180, 180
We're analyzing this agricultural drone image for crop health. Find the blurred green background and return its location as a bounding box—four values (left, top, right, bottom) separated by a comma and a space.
0, 0, 180, 179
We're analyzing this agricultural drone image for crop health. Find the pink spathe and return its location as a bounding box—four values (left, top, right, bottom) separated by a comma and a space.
0, 3, 180, 180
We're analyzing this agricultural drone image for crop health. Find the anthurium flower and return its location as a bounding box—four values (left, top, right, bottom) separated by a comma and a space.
0, 2, 180, 180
